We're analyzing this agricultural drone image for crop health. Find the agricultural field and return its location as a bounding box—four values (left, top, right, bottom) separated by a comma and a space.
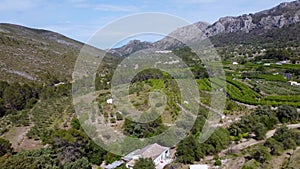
212, 61, 300, 107
0, 110, 30, 135
26, 97, 74, 141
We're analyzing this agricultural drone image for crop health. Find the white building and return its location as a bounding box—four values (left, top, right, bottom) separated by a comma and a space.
106, 98, 113, 104
155, 50, 172, 54
232, 62, 238, 65
287, 81, 300, 86
122, 143, 170, 168
189, 164, 209, 169
54, 82, 65, 86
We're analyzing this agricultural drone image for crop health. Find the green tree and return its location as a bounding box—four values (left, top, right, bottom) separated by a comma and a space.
0, 81, 8, 98
242, 159, 260, 169
0, 148, 60, 169
104, 152, 120, 165
277, 105, 298, 123
176, 135, 204, 164
47, 129, 89, 164
123, 115, 166, 138
3, 83, 26, 110
0, 138, 13, 157
282, 138, 297, 150
86, 141, 106, 165
254, 123, 267, 140
250, 146, 271, 163
273, 125, 289, 143
71, 118, 81, 130
264, 138, 284, 155
228, 123, 242, 137
133, 158, 155, 169
64, 157, 92, 169
40, 86, 55, 100
0, 98, 6, 117
204, 128, 230, 154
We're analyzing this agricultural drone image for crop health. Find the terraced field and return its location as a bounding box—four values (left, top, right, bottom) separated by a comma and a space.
225, 77, 300, 107
26, 97, 74, 140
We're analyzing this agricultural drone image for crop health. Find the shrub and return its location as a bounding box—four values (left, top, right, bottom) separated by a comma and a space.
264, 138, 284, 155
250, 146, 271, 163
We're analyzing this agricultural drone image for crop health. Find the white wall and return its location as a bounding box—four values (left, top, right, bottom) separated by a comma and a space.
153, 150, 170, 165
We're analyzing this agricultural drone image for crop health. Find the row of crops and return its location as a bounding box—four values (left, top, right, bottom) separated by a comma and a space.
197, 79, 211, 91
197, 77, 300, 107
147, 79, 180, 121
27, 97, 74, 140
147, 79, 165, 90
0, 110, 30, 135
247, 74, 288, 82
226, 77, 300, 107
248, 80, 300, 95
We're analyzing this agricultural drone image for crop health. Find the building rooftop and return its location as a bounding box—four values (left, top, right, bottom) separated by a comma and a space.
137, 143, 169, 160
123, 143, 169, 162
105, 160, 123, 169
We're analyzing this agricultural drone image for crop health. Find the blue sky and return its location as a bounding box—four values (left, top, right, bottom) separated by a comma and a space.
0, 0, 294, 44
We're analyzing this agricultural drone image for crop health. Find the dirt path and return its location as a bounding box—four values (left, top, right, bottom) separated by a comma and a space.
233, 100, 258, 109
267, 148, 298, 169
221, 157, 245, 169
3, 102, 43, 152
219, 123, 300, 157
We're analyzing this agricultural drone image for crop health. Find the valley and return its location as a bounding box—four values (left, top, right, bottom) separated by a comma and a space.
0, 1, 300, 169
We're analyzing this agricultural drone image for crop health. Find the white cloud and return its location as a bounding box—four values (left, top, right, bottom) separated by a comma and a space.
75, 3, 138, 12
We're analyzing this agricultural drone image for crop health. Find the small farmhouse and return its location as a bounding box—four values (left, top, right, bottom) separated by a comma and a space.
189, 164, 209, 169
287, 81, 300, 86
122, 143, 170, 168
106, 98, 113, 104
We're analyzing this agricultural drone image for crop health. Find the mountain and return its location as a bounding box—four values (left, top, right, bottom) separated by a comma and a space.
109, 0, 300, 56
204, 1, 300, 37
0, 23, 109, 83
109, 21, 209, 57
206, 0, 300, 47
152, 21, 210, 50
1, 1, 299, 81
108, 40, 154, 57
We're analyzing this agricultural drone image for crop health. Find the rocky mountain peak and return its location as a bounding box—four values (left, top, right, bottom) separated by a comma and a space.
108, 0, 300, 56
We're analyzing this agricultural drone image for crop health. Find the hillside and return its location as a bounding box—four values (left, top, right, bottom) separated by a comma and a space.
0, 1, 299, 169
0, 23, 83, 82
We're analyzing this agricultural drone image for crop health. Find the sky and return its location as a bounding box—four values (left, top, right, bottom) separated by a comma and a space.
0, 0, 295, 46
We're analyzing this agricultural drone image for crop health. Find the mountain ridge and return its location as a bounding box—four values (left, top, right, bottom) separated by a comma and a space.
0, 23, 95, 83
109, 0, 300, 56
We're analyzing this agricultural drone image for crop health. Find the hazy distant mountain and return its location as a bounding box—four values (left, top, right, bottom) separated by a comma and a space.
109, 21, 209, 57
109, 0, 300, 56
108, 40, 154, 57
